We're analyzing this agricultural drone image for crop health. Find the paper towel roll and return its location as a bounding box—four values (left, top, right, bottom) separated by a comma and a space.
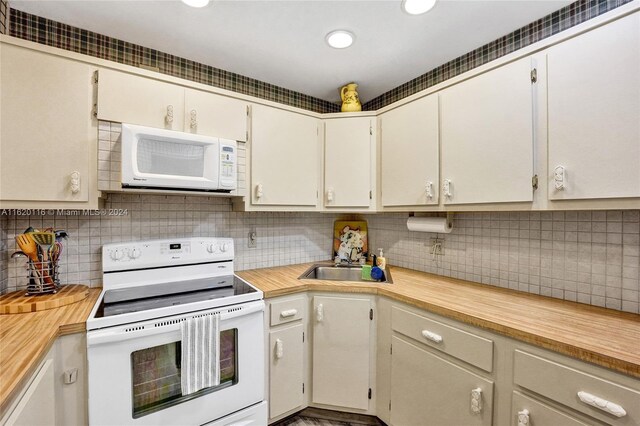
407, 217, 452, 233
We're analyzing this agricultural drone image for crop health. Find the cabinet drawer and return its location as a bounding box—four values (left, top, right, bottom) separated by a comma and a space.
512, 391, 591, 426
514, 350, 640, 425
391, 306, 493, 372
270, 297, 304, 326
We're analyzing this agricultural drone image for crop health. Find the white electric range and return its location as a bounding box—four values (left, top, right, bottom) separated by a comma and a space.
86, 237, 266, 426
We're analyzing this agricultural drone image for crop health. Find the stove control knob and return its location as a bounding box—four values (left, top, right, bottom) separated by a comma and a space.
110, 248, 125, 261
206, 244, 216, 254
129, 247, 142, 259
220, 243, 228, 253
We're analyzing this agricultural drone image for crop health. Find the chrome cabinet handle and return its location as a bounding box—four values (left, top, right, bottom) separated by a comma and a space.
577, 391, 626, 418
421, 329, 443, 343
517, 409, 530, 426
190, 109, 197, 129
280, 309, 298, 318
70, 171, 81, 194
275, 338, 284, 359
165, 105, 174, 125
316, 303, 324, 322
470, 388, 482, 414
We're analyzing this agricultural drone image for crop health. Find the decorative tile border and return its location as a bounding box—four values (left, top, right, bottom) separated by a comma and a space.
8, 8, 340, 114
363, 0, 633, 110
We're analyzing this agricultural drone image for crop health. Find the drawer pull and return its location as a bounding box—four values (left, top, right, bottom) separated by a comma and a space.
421, 329, 443, 343
517, 409, 530, 426
577, 391, 626, 418
275, 338, 284, 359
280, 309, 298, 318
316, 304, 324, 322
470, 388, 482, 414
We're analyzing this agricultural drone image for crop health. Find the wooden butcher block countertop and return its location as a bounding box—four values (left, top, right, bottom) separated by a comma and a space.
238, 262, 640, 379
0, 287, 100, 415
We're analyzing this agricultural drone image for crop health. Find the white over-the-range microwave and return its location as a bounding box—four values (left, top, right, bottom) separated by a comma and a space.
121, 124, 237, 192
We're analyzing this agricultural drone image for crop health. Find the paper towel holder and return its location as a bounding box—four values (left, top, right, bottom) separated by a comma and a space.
408, 212, 454, 229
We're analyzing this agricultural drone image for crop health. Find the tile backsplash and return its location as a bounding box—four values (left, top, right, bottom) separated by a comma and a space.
368, 211, 640, 314
2, 204, 639, 314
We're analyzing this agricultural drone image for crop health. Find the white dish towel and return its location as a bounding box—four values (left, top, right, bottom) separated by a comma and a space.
181, 313, 220, 396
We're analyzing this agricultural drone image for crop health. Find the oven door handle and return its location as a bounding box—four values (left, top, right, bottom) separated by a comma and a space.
87, 300, 264, 347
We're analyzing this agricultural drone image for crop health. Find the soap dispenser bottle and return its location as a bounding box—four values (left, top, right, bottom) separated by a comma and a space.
377, 248, 386, 270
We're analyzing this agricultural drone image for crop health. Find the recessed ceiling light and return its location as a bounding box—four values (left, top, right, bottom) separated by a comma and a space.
326, 30, 355, 49
182, 0, 210, 8
402, 0, 437, 15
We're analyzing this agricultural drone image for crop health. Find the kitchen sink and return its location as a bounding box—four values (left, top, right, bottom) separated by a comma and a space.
298, 264, 393, 283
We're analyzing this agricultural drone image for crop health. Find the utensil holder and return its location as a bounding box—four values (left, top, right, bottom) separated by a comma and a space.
26, 260, 60, 295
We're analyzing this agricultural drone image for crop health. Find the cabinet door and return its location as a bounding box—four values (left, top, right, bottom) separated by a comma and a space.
312, 296, 371, 410
440, 57, 534, 204
390, 336, 494, 426
324, 118, 373, 208
97, 68, 184, 130
184, 89, 248, 141
381, 95, 439, 207
4, 359, 55, 426
269, 324, 304, 419
251, 104, 320, 206
1, 44, 93, 203
512, 391, 590, 426
548, 13, 640, 200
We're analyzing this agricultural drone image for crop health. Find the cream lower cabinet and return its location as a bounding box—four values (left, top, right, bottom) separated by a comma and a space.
440, 56, 535, 205
312, 295, 373, 411
1, 333, 87, 426
547, 12, 640, 201
267, 296, 308, 423
380, 94, 439, 208
324, 116, 376, 210
248, 104, 321, 209
0, 42, 98, 209
390, 336, 494, 426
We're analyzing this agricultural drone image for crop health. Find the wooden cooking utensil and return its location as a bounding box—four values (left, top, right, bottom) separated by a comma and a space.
15, 234, 49, 290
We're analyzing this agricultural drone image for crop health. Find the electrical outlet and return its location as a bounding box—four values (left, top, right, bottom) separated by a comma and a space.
430, 237, 444, 256
248, 228, 257, 248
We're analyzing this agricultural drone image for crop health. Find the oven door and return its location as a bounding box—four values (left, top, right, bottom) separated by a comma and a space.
87, 300, 264, 426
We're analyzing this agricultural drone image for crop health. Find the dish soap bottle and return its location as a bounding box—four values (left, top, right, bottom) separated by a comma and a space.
376, 248, 386, 270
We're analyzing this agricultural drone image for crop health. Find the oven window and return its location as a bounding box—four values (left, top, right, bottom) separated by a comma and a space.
131, 328, 237, 418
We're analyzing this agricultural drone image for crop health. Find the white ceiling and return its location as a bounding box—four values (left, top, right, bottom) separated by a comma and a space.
10, 0, 573, 103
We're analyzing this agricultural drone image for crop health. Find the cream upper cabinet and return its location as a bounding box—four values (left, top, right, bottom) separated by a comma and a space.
184, 88, 248, 141
547, 13, 640, 201
312, 295, 372, 411
250, 104, 320, 207
324, 117, 375, 209
380, 95, 439, 207
440, 56, 535, 205
0, 43, 97, 208
97, 68, 185, 130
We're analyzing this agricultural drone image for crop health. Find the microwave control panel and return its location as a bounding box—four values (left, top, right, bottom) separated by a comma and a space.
219, 140, 237, 190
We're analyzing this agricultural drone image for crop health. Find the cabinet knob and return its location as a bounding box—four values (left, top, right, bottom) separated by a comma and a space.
554, 165, 565, 190
326, 189, 334, 203
577, 391, 626, 418
316, 303, 324, 322
165, 105, 174, 125
280, 309, 298, 318
425, 181, 433, 200
255, 183, 263, 199
275, 338, 284, 359
470, 387, 482, 414
517, 409, 529, 426
443, 179, 453, 198
190, 109, 197, 130
421, 329, 443, 343
70, 171, 81, 194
